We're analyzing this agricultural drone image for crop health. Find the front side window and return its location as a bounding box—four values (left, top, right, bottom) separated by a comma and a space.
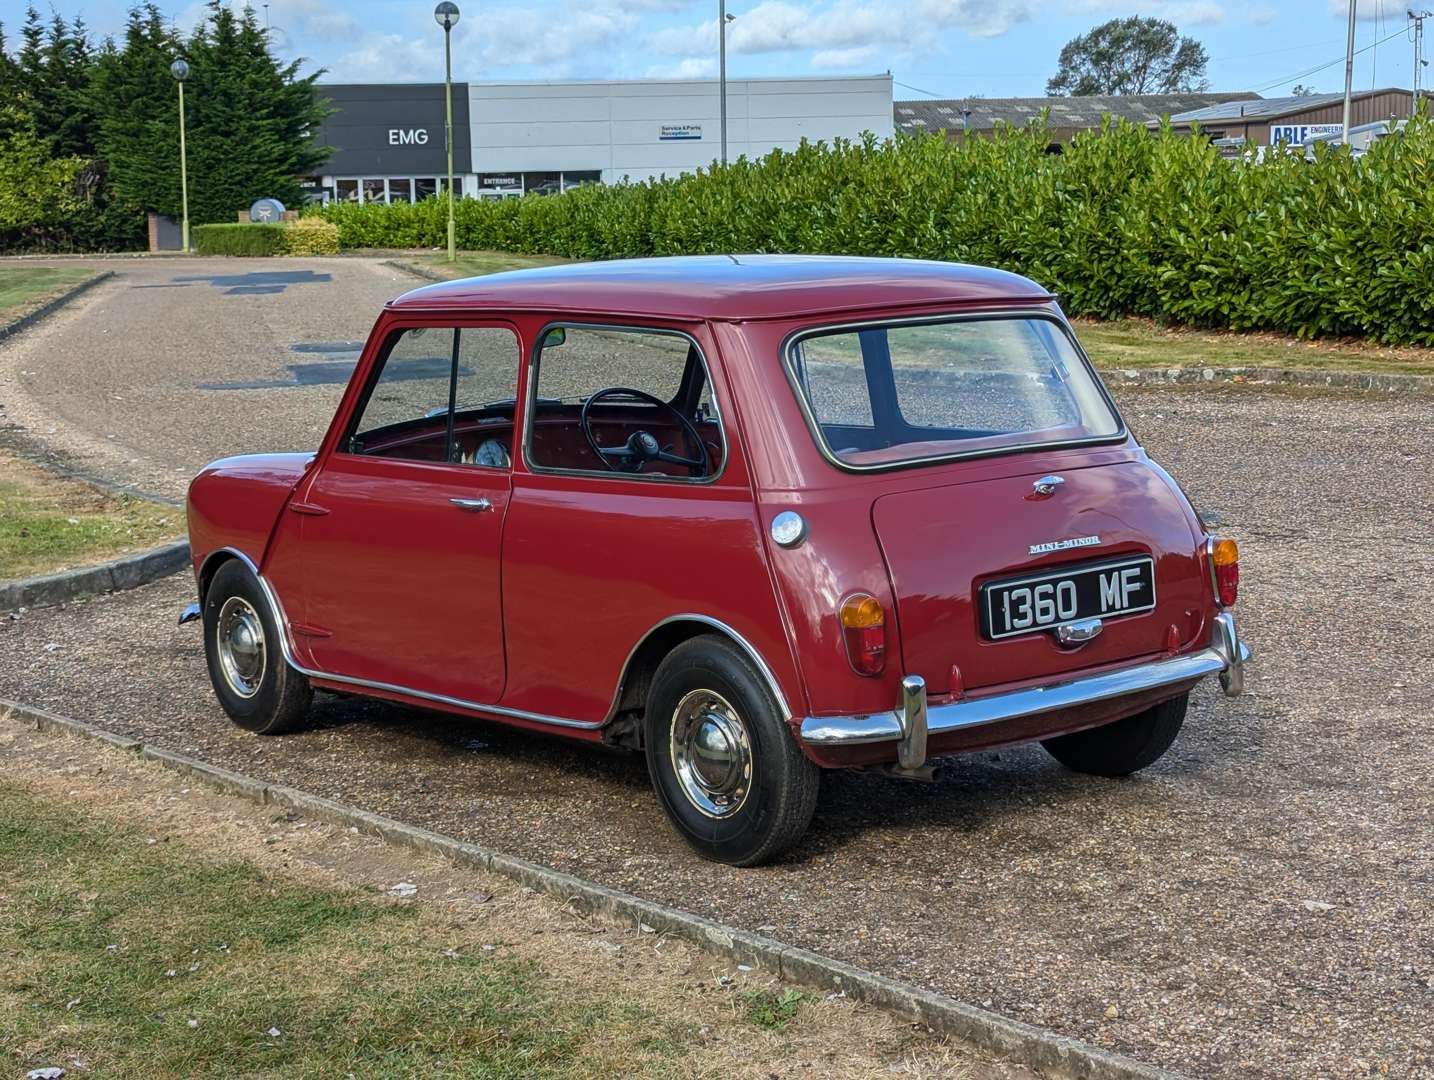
526, 326, 722, 481
347, 325, 520, 467
786, 316, 1121, 469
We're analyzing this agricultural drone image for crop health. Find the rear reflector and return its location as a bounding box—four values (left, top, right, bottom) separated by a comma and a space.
839, 593, 886, 677
1211, 537, 1239, 607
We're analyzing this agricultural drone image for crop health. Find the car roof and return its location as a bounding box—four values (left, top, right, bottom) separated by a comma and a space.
387, 255, 1052, 321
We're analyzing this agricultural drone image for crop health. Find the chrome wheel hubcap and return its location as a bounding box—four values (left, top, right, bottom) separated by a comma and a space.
670, 689, 753, 818
216, 596, 266, 699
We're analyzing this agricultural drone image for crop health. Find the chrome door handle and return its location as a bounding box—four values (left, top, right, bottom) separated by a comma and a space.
449, 497, 493, 512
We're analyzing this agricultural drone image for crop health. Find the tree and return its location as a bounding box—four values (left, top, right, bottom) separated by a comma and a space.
1047, 17, 1209, 96
91, 2, 330, 225
91, 1, 329, 224
180, 1, 330, 222
1291, 84, 1317, 96
89, 5, 186, 222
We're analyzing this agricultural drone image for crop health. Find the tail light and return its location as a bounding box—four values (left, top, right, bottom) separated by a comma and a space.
1210, 537, 1239, 607
839, 593, 886, 676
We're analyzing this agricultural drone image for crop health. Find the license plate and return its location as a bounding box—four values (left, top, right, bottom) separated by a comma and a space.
980, 556, 1156, 641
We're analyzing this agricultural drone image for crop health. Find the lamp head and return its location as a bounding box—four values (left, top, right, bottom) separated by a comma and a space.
170, 58, 190, 82
434, 2, 460, 29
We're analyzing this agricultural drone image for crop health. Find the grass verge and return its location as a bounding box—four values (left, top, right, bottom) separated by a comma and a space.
0, 453, 185, 580
0, 726, 991, 1079
393, 250, 569, 281
1074, 316, 1434, 377
0, 265, 97, 324
0, 784, 695, 1078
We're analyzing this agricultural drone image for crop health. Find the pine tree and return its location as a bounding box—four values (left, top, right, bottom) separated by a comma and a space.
89, 5, 185, 220
91, 1, 329, 225
181, 1, 330, 222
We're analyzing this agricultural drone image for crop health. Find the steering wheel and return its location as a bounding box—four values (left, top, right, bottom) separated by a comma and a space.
580, 387, 712, 478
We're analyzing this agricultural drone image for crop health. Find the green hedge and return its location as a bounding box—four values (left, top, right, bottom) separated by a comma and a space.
282, 216, 340, 256
314, 113, 1434, 345
193, 222, 287, 256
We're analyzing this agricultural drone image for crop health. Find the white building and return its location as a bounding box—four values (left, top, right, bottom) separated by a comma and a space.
309, 74, 894, 204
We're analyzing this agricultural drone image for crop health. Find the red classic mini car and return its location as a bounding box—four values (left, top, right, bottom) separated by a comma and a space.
183, 256, 1250, 866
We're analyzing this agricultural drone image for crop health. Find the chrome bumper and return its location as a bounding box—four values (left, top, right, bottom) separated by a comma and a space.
800, 611, 1252, 769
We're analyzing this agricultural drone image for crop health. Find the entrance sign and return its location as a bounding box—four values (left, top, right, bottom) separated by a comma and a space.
659, 124, 702, 141
249, 198, 285, 223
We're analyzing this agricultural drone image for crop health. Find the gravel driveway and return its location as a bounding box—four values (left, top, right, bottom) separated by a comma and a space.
2, 259, 1431, 1077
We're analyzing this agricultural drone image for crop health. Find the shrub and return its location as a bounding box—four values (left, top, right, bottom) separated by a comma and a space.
193, 222, 287, 256
313, 112, 1434, 345
282, 216, 340, 256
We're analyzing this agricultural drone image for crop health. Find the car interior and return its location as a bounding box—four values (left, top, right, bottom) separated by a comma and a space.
345, 324, 723, 479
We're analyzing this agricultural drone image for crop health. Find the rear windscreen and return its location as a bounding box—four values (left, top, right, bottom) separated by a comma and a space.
786, 316, 1122, 468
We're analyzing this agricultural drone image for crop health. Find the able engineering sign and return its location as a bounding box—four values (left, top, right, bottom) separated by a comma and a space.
1269, 123, 1342, 146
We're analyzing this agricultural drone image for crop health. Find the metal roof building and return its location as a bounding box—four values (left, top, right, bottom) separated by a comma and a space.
894, 93, 1260, 144
1156, 88, 1417, 147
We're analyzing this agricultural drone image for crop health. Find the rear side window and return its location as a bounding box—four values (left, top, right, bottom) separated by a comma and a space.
786, 316, 1122, 469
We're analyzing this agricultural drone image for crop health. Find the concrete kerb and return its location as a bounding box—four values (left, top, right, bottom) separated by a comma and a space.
0, 695, 1189, 1080
0, 270, 115, 344
382, 259, 446, 283
0, 539, 190, 614
1101, 364, 1434, 395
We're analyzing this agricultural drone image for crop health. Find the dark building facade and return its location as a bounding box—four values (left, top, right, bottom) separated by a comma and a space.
1158, 88, 1417, 147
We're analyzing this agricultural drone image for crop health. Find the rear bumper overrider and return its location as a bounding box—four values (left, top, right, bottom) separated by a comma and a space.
800, 611, 1252, 769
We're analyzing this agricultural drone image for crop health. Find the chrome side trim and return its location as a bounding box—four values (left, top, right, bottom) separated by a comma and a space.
610, 614, 794, 722
801, 610, 1251, 751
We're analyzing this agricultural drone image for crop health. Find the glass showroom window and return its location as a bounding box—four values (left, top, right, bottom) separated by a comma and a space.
415, 177, 438, 201
336, 179, 359, 203
388, 179, 414, 203
523, 172, 561, 196
361, 178, 386, 205
562, 171, 601, 191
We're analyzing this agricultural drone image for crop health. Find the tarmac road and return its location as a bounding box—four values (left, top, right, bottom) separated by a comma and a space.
2, 256, 1433, 1077
0, 256, 415, 499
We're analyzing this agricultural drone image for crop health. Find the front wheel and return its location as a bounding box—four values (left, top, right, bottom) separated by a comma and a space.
645, 636, 819, 866
1041, 693, 1188, 777
202, 559, 312, 735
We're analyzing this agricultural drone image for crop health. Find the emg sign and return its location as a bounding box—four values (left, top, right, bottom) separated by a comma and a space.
1269, 123, 1342, 146
388, 128, 430, 146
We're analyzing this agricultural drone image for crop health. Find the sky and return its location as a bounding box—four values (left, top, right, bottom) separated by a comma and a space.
14, 0, 1427, 99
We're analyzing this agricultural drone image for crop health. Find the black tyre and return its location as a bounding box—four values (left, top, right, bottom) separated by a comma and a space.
1041, 693, 1188, 777
645, 635, 819, 866
202, 559, 312, 735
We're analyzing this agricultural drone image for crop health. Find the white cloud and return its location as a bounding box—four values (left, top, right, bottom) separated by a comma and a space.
326, 33, 437, 82
811, 44, 879, 68
1326, 0, 1386, 20
645, 56, 720, 77
1065, 0, 1226, 26
648, 0, 1028, 64
1246, 5, 1276, 27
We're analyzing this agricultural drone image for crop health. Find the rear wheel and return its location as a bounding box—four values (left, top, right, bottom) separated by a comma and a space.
1041, 693, 1187, 777
645, 636, 819, 866
203, 560, 312, 735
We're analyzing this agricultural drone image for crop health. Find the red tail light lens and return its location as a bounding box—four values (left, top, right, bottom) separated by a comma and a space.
1211, 538, 1239, 607
839, 593, 886, 676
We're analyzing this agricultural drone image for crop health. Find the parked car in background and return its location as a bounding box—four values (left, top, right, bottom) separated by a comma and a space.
182, 256, 1251, 865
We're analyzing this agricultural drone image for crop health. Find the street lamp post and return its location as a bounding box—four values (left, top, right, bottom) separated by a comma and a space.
1341, 0, 1356, 143
435, 2, 460, 262
171, 58, 191, 254
718, 4, 734, 165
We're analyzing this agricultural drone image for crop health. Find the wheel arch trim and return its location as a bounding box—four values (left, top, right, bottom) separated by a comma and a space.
612, 614, 794, 722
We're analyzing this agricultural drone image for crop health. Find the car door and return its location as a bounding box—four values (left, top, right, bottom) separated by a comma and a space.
292, 320, 522, 705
